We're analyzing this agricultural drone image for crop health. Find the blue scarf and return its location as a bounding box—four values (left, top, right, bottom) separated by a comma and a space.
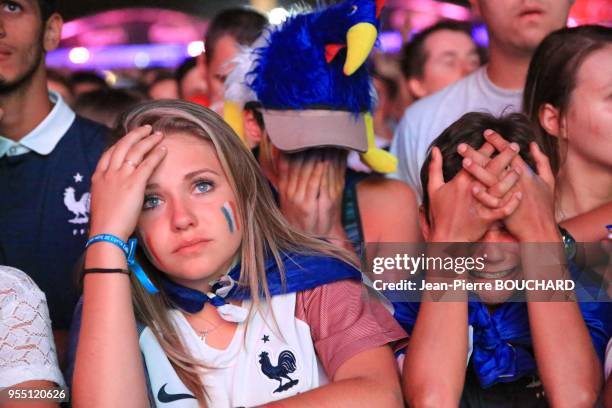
467, 301, 534, 388
160, 251, 361, 315
392, 261, 612, 388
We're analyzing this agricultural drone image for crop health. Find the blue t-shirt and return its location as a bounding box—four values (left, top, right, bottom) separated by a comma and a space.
0, 116, 107, 329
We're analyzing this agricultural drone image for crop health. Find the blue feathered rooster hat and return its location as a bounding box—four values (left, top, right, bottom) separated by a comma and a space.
224, 0, 397, 173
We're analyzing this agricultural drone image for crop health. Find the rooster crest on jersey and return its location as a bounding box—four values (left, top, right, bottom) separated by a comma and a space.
258, 350, 299, 393
64, 186, 90, 224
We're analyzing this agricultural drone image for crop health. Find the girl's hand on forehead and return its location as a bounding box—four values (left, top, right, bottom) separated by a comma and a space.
89, 125, 167, 241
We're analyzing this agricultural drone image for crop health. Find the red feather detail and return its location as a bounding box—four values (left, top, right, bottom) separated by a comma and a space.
376, 0, 385, 17
325, 44, 345, 63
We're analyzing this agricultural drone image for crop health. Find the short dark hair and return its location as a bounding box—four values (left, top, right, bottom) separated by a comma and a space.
399, 20, 474, 80
244, 101, 265, 130
420, 112, 543, 220
175, 57, 197, 84
70, 71, 107, 89
76, 89, 145, 129
204, 8, 267, 65
523, 25, 612, 177
37, 0, 58, 21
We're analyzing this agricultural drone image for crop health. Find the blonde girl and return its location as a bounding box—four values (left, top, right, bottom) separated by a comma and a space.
72, 100, 405, 407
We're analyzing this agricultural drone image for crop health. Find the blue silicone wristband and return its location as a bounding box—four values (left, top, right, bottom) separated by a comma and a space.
86, 234, 159, 294
86, 234, 130, 256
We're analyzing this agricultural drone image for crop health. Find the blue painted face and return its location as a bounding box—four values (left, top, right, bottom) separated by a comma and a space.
221, 201, 239, 234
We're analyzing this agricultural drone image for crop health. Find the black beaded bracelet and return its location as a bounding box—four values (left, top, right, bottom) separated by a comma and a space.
83, 268, 130, 275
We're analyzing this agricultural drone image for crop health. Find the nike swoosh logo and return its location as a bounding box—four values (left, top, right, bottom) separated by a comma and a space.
157, 383, 197, 403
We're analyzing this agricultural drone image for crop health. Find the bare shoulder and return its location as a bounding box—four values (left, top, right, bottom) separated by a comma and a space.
356, 176, 422, 243
357, 177, 418, 212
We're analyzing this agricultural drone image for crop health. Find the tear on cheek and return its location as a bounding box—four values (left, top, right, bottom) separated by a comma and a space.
221, 201, 239, 233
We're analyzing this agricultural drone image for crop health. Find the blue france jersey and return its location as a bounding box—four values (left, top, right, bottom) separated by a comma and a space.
0, 116, 107, 330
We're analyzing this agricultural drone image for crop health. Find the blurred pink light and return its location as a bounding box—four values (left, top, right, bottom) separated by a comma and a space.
438, 3, 470, 20
379, 32, 403, 52
61, 20, 83, 40
148, 23, 200, 44
60, 8, 208, 45
409, 12, 439, 32
79, 27, 128, 46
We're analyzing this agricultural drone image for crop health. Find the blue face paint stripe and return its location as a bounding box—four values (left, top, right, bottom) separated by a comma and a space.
221, 205, 235, 233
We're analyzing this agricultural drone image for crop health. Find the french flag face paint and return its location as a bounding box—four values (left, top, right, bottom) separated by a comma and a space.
221, 201, 239, 233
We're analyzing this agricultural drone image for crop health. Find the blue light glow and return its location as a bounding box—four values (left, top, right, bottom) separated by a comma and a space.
47, 43, 192, 70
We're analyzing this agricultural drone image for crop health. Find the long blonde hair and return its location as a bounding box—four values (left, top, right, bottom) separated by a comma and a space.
112, 100, 356, 404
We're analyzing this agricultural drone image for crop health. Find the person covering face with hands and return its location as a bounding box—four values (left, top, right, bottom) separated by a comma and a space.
224, 0, 422, 262
397, 112, 609, 407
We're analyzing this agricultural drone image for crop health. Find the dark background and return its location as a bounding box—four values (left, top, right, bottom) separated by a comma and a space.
58, 0, 470, 21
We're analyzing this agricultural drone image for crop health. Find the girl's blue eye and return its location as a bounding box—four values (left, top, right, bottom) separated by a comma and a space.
195, 180, 213, 194
143, 196, 161, 210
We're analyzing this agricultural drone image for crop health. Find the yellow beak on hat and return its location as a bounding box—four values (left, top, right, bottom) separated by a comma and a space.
360, 112, 398, 173
344, 22, 377, 76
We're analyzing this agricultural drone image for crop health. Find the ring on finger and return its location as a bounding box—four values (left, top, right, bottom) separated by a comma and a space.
124, 159, 139, 168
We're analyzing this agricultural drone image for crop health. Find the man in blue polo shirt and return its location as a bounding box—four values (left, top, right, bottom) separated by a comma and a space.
0, 0, 107, 360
